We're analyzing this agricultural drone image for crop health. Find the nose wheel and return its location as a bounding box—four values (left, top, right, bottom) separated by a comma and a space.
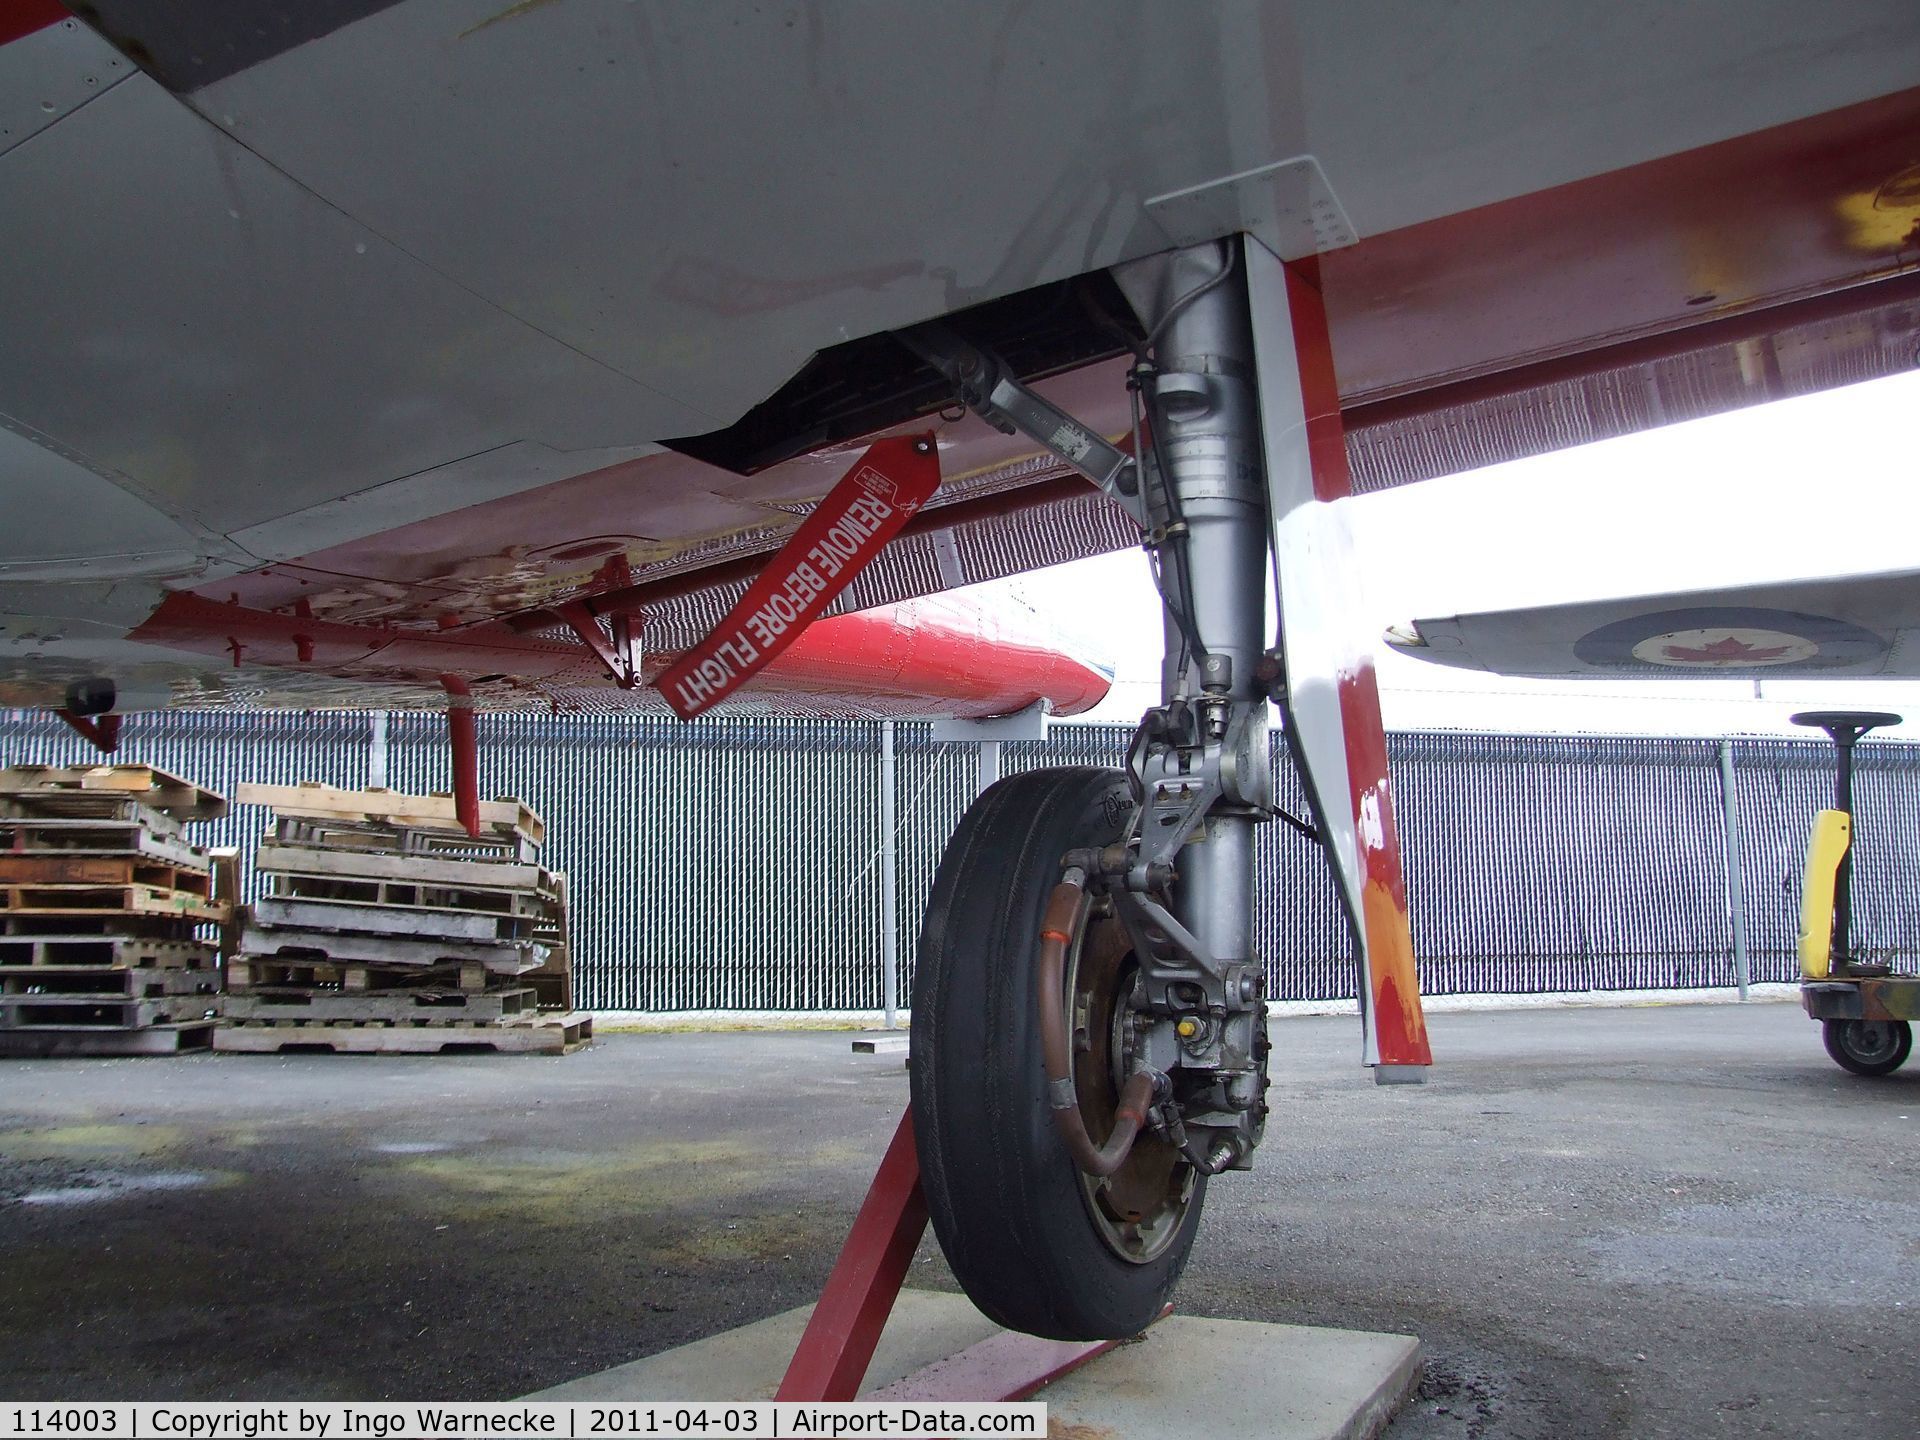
909, 767, 1206, 1341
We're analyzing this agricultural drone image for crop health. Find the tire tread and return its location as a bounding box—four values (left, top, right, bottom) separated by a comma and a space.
909, 767, 1203, 1339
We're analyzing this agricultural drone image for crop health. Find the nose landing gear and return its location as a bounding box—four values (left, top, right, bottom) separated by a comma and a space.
909, 235, 1430, 1338
911, 766, 1207, 1341
907, 239, 1285, 1339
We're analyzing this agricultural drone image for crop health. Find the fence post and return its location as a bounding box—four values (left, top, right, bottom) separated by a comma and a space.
880, 720, 899, 1029
1718, 739, 1751, 1000
977, 739, 1002, 792
369, 712, 389, 789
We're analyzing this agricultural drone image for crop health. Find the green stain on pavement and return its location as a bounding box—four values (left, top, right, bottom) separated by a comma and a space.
397, 1137, 867, 1226
0, 1124, 183, 1159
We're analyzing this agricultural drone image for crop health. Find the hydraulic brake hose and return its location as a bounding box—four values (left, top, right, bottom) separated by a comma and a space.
1037, 872, 1157, 1178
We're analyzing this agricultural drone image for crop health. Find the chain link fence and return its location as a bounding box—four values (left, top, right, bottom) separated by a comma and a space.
6, 710, 1916, 1011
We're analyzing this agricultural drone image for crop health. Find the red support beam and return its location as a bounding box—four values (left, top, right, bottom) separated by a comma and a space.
867, 1315, 1163, 1403
439, 675, 480, 838
775, 1108, 929, 1402
775, 1105, 1154, 1404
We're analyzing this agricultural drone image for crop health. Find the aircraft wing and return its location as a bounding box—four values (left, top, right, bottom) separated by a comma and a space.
1389, 570, 1920, 678
4, 4, 1919, 723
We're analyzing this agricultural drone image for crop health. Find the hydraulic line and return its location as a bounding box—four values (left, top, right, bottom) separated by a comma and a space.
1036, 872, 1158, 1178
1128, 366, 1209, 676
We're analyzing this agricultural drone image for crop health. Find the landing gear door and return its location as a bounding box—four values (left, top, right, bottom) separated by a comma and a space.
1243, 239, 1432, 1079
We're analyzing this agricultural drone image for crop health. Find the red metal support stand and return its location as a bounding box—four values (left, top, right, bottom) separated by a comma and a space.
869, 1312, 1164, 1404
775, 1108, 928, 1401
439, 675, 481, 838
775, 1106, 1158, 1404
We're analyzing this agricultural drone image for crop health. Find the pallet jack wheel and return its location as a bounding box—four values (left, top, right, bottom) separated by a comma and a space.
1822, 1018, 1912, 1077
910, 767, 1205, 1341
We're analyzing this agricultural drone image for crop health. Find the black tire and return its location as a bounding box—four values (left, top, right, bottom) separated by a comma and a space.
909, 767, 1205, 1340
1822, 1018, 1913, 1077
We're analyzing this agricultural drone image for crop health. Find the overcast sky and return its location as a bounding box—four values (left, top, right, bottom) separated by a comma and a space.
990, 366, 1920, 737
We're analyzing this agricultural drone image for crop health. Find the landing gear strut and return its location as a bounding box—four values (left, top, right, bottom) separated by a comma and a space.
908, 238, 1301, 1338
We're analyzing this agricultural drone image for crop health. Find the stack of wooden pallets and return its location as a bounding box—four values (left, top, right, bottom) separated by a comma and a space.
0, 764, 231, 1057
218, 782, 589, 1055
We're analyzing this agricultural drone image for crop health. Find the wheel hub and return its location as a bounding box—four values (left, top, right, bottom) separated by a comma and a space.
1840, 1020, 1901, 1065
1067, 906, 1195, 1264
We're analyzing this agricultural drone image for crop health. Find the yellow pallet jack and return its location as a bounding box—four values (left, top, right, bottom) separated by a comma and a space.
1794, 711, 1914, 1077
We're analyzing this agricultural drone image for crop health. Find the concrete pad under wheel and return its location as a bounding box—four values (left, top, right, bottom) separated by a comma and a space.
526, 1289, 1421, 1440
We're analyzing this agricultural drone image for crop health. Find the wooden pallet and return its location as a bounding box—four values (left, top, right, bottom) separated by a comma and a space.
270, 815, 538, 864
0, 814, 200, 861
0, 965, 221, 998
0, 854, 212, 892
222, 986, 536, 1024
213, 1012, 591, 1055
227, 956, 495, 993
212, 850, 242, 963
236, 922, 545, 973
0, 993, 217, 1030
0, 1020, 216, 1057
526, 946, 573, 1010
0, 764, 226, 823
225, 780, 573, 1052
255, 840, 556, 897
248, 895, 534, 942
528, 872, 573, 1010
235, 782, 544, 845
0, 933, 218, 968
0, 792, 188, 828
260, 871, 554, 920
3, 883, 229, 921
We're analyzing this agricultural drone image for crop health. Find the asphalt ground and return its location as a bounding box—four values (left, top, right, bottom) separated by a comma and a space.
0, 1001, 1914, 1438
